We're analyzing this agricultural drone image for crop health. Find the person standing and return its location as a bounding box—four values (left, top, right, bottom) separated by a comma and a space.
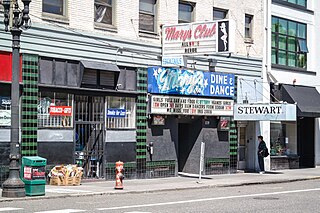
257, 135, 267, 174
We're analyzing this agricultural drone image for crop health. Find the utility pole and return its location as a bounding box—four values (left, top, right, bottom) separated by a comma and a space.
2, 0, 31, 198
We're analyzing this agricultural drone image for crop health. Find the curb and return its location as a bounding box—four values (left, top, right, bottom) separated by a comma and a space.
0, 176, 319, 203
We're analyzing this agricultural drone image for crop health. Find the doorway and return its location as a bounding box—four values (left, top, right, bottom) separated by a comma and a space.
298, 117, 315, 168
238, 127, 247, 170
74, 96, 105, 178
178, 123, 190, 172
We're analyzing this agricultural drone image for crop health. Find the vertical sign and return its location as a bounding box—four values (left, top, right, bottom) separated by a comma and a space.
218, 21, 229, 52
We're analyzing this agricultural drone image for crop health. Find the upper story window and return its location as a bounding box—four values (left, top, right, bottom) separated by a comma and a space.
245, 14, 253, 39
213, 7, 228, 20
43, 0, 66, 16
139, 0, 157, 32
279, 0, 307, 7
94, 0, 113, 25
178, 1, 194, 23
272, 16, 308, 69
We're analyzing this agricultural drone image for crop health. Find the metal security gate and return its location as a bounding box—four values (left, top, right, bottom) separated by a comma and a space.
74, 96, 105, 178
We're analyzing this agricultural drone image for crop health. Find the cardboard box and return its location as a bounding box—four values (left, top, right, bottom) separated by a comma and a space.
64, 177, 74, 186
49, 176, 64, 186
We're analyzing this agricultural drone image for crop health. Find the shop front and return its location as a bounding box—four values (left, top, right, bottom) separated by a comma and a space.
37, 56, 138, 178
274, 84, 320, 168
234, 103, 297, 171
147, 67, 236, 175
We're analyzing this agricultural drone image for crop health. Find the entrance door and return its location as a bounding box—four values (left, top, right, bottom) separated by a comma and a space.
298, 117, 315, 168
238, 127, 247, 170
178, 123, 189, 172
75, 96, 105, 178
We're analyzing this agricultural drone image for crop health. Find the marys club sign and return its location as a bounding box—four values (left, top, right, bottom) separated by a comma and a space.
162, 20, 235, 56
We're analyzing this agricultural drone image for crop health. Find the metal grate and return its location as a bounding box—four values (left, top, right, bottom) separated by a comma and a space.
105, 162, 137, 180
205, 158, 230, 175
146, 161, 176, 178
21, 54, 39, 156
75, 96, 105, 178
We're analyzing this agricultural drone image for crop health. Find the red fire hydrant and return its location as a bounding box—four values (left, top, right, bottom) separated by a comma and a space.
115, 161, 124, 190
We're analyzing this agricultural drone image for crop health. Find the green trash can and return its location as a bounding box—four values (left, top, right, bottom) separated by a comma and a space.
21, 156, 47, 196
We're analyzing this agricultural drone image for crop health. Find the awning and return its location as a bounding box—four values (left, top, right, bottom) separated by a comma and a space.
80, 60, 120, 90
80, 60, 120, 73
281, 84, 320, 117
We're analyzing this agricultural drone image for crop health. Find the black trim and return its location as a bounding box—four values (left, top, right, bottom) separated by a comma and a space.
271, 64, 316, 75
272, 0, 314, 14
38, 84, 138, 97
80, 60, 120, 73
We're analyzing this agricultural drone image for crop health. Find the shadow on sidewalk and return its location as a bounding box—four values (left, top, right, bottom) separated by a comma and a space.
178, 172, 213, 179
243, 170, 283, 175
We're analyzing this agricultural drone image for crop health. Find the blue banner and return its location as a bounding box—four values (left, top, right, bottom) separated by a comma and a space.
107, 108, 126, 118
147, 67, 235, 98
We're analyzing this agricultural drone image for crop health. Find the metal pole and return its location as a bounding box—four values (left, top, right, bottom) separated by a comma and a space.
197, 141, 205, 184
2, 0, 32, 198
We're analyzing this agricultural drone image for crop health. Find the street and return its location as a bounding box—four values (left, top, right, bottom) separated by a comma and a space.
0, 179, 319, 213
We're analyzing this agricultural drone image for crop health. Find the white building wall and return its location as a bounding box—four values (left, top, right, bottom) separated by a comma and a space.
315, 0, 320, 167
271, 4, 317, 87
270, 1, 320, 167
27, 0, 264, 59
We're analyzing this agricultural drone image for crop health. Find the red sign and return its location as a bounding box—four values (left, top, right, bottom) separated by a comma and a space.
24, 166, 32, 180
50, 106, 72, 116
0, 51, 22, 82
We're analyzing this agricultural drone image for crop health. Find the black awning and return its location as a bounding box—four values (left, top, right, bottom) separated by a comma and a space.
80, 60, 120, 73
80, 60, 120, 90
281, 84, 320, 117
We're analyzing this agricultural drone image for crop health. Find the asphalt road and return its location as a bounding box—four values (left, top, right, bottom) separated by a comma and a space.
0, 179, 320, 213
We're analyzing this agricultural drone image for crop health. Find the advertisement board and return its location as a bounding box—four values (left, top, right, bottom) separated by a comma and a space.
162, 20, 234, 56
49, 106, 72, 116
151, 95, 233, 116
0, 110, 11, 126
107, 108, 126, 117
148, 67, 235, 98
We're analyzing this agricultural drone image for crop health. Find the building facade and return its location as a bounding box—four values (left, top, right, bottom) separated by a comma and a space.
265, 0, 320, 170
0, 0, 266, 181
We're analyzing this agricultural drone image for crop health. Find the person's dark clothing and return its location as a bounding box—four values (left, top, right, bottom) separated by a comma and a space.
257, 140, 267, 172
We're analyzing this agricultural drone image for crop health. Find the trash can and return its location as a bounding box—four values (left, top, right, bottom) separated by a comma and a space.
21, 156, 47, 196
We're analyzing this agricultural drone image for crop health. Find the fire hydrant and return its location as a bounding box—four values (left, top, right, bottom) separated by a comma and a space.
115, 161, 124, 189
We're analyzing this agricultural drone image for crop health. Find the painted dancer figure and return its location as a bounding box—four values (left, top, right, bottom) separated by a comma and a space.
220, 22, 228, 51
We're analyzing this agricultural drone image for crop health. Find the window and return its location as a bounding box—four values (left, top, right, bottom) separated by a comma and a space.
38, 92, 73, 128
43, 0, 66, 16
0, 97, 11, 127
213, 7, 227, 20
94, 0, 113, 25
271, 16, 307, 69
139, 0, 157, 32
107, 97, 136, 129
270, 122, 297, 156
178, 2, 194, 23
245, 14, 253, 39
280, 0, 307, 7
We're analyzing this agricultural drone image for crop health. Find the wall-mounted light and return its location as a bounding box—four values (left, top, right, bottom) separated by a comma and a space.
209, 59, 217, 72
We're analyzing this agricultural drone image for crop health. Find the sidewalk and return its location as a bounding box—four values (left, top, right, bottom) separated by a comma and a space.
1, 167, 320, 202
